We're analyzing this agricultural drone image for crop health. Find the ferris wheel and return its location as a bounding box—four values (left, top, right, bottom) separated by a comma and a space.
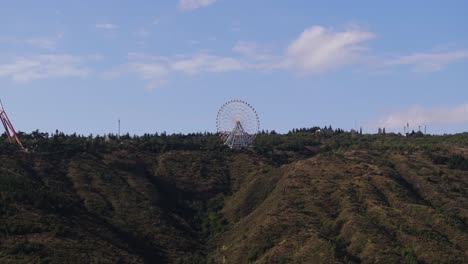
216, 100, 260, 148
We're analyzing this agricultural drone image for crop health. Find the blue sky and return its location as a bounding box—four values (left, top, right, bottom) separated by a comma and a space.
1, 0, 467, 135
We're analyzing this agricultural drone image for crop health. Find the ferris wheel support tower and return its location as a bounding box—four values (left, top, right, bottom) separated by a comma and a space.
0, 100, 24, 148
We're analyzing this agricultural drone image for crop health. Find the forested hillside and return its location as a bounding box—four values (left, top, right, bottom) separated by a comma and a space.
0, 130, 467, 263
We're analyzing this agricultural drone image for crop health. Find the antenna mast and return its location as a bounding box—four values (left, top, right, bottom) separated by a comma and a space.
118, 118, 120, 140
0, 100, 24, 148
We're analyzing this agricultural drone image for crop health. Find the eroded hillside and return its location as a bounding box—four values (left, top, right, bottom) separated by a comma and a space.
0, 131, 467, 263
213, 151, 467, 263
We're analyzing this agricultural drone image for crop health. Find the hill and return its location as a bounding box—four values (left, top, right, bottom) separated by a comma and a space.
0, 130, 467, 263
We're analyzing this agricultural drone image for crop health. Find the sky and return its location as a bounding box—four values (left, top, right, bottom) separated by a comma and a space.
0, 0, 467, 135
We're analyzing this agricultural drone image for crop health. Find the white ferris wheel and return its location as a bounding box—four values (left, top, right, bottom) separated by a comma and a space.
216, 100, 260, 149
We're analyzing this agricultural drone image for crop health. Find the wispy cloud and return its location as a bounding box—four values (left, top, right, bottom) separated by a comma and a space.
372, 103, 468, 129
95, 23, 117, 29
188, 39, 200, 45
171, 53, 244, 74
385, 50, 468, 72
26, 38, 57, 50
233, 41, 272, 60
105, 25, 468, 90
178, 0, 218, 11
0, 54, 93, 82
104, 52, 246, 90
127, 62, 169, 90
26, 33, 63, 50
107, 26, 376, 89
284, 26, 375, 73
135, 28, 150, 38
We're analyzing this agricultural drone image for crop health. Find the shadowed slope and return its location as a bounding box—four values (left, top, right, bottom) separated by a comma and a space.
0, 132, 467, 263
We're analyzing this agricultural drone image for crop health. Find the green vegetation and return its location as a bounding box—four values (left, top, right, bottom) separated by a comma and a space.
0, 129, 467, 263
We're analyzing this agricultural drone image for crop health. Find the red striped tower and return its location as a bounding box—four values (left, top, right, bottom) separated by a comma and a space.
0, 100, 24, 148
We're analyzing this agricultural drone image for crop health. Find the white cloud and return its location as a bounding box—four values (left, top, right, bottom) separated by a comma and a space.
128, 63, 167, 79
26, 33, 63, 50
0, 54, 91, 82
105, 52, 247, 89
111, 26, 376, 89
386, 50, 468, 72
135, 28, 150, 38
171, 53, 244, 74
233, 42, 259, 56
106, 25, 468, 90
128, 62, 168, 90
233, 41, 271, 60
26, 38, 56, 50
373, 103, 468, 129
95, 23, 117, 29
284, 26, 375, 72
188, 39, 200, 45
127, 53, 170, 62
103, 54, 170, 90
178, 0, 218, 11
